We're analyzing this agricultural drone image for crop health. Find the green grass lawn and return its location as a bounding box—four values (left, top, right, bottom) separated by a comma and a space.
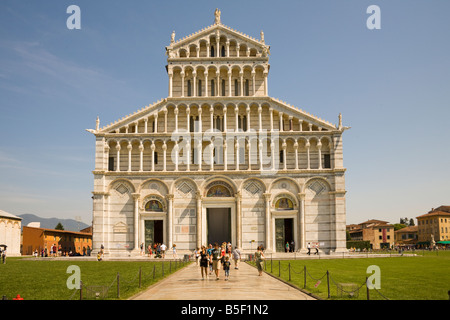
0, 258, 190, 300
252, 250, 450, 300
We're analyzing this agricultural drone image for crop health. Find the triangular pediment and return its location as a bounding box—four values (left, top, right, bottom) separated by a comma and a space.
166, 22, 270, 58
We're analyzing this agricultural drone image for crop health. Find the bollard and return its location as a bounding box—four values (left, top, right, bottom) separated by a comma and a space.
288, 263, 291, 281
117, 273, 120, 299
326, 271, 330, 299
139, 267, 142, 288
80, 280, 83, 300
366, 277, 370, 300
304, 265, 307, 289
278, 260, 281, 277
153, 264, 156, 280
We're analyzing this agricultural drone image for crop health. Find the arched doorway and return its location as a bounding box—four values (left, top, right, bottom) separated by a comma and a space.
203, 181, 236, 246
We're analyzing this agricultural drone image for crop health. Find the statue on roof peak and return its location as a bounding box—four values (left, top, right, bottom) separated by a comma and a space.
214, 8, 221, 25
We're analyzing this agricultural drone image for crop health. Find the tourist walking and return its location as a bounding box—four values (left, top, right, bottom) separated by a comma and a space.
147, 244, 152, 257
223, 256, 231, 280
172, 244, 178, 259
207, 244, 213, 274
306, 242, 311, 255
255, 245, 265, 276
211, 243, 221, 280
199, 246, 209, 279
285, 242, 289, 253
232, 246, 241, 269
160, 243, 167, 258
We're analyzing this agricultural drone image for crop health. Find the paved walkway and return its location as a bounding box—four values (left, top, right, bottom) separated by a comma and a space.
131, 261, 315, 300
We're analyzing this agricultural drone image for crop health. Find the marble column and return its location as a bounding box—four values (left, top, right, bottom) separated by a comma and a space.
196, 191, 202, 248
174, 107, 179, 133
166, 194, 174, 249
127, 142, 132, 172
263, 193, 271, 251
298, 193, 306, 251
139, 142, 144, 172
115, 144, 121, 172
235, 191, 242, 248
162, 140, 167, 172
132, 193, 140, 251
151, 141, 155, 172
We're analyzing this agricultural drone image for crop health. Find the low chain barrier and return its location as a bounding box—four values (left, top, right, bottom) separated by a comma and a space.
70, 259, 189, 300
249, 259, 390, 300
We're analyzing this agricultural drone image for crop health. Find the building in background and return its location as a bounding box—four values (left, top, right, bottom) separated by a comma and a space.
417, 206, 450, 248
347, 219, 394, 250
0, 210, 22, 256
394, 225, 418, 248
22, 226, 92, 256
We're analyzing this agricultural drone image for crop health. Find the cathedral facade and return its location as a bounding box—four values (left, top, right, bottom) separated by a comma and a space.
88, 10, 349, 256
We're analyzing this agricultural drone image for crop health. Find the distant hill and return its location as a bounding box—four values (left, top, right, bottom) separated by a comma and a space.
18, 214, 90, 232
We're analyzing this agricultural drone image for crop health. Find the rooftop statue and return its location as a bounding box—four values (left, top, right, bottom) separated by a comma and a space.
214, 8, 221, 25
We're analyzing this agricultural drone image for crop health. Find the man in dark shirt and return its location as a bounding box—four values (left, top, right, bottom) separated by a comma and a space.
211, 243, 221, 280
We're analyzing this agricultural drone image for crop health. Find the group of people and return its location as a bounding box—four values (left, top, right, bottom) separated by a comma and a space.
140, 242, 179, 259
192, 242, 267, 280
285, 240, 295, 252
194, 242, 242, 281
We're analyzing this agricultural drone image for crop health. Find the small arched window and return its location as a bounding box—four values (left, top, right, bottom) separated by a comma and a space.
221, 46, 226, 57
211, 46, 215, 57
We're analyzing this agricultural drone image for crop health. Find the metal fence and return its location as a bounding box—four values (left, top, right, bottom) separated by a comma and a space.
68, 259, 189, 300
248, 259, 390, 300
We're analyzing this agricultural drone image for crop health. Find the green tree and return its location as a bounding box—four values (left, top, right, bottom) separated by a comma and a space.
55, 222, 64, 230
393, 223, 407, 231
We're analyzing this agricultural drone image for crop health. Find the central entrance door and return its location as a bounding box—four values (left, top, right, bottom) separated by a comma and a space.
144, 220, 163, 249
275, 218, 293, 252
207, 208, 231, 245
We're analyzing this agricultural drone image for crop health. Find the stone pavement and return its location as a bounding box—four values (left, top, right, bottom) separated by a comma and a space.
131, 260, 315, 300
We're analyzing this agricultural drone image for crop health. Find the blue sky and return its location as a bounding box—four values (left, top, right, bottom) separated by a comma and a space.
0, 0, 449, 226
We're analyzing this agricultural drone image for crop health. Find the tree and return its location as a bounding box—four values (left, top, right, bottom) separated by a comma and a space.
55, 222, 65, 230
409, 218, 415, 226
393, 223, 407, 231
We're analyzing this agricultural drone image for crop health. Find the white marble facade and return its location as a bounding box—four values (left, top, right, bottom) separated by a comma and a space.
88, 10, 349, 256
